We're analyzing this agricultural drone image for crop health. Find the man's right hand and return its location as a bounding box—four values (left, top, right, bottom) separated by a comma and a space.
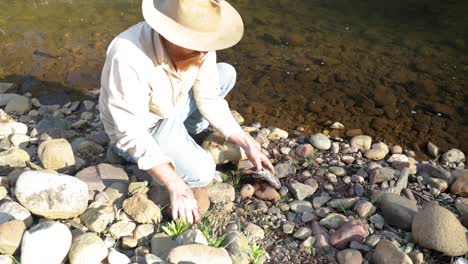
167, 179, 201, 224
147, 163, 201, 224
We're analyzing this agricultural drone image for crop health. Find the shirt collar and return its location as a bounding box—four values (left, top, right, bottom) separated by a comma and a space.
151, 29, 179, 77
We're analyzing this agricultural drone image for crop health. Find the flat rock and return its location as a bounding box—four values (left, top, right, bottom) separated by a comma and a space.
372, 239, 412, 264
289, 181, 317, 200
319, 213, 348, 229
380, 193, 418, 231
330, 219, 369, 248
175, 229, 208, 246
38, 138, 75, 171
15, 171, 88, 219
75, 163, 129, 200
329, 166, 346, 176
412, 205, 468, 256
167, 244, 232, 264
123, 193, 161, 224
0, 148, 30, 173
21, 221, 72, 264
68, 233, 108, 264
206, 182, 235, 203
109, 221, 136, 239
0, 219, 26, 255
309, 133, 331, 150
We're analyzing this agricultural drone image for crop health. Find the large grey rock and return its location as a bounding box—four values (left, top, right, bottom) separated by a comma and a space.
379, 193, 418, 231
370, 167, 395, 185
220, 231, 250, 264
21, 221, 72, 264
412, 205, 468, 256
5, 95, 31, 114
151, 233, 178, 260
36, 116, 71, 135
38, 138, 75, 171
167, 244, 232, 264
309, 133, 331, 150
15, 171, 88, 219
372, 239, 412, 264
68, 233, 107, 264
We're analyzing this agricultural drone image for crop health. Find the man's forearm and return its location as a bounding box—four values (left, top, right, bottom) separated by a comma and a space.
147, 162, 185, 190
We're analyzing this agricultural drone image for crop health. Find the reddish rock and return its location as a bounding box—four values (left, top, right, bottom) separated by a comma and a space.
240, 184, 255, 198
254, 182, 281, 202
295, 144, 314, 158
329, 219, 369, 249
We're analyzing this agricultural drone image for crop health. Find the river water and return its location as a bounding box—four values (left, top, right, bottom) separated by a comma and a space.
0, 0, 467, 154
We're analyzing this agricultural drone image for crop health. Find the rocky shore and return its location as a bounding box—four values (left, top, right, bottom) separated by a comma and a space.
0, 83, 467, 264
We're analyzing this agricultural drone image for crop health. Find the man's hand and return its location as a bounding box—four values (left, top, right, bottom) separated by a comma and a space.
147, 163, 201, 224
167, 179, 201, 224
228, 130, 275, 174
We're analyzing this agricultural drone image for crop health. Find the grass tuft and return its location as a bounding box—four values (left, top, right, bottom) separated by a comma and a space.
249, 242, 266, 264
161, 218, 192, 239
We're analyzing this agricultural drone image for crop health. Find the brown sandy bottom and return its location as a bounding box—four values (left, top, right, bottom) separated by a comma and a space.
0, 0, 467, 153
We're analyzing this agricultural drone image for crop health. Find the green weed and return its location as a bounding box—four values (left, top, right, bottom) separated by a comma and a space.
161, 218, 192, 239
249, 242, 266, 264
198, 217, 226, 247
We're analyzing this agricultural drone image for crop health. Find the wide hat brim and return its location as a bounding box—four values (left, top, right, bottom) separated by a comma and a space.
142, 0, 244, 51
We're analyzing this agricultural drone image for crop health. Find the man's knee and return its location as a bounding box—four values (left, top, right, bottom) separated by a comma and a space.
187, 151, 216, 187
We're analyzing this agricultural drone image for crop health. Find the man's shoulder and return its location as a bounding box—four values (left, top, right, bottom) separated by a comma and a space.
106, 22, 153, 64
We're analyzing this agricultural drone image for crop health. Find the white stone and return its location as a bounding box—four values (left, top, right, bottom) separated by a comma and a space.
441, 149, 465, 164
0, 94, 19, 107
8, 134, 30, 148
0, 122, 28, 137
267, 127, 288, 140
372, 142, 389, 155
107, 248, 131, 264
330, 122, 345, 130
15, 171, 88, 219
309, 133, 331, 150
350, 135, 372, 152
21, 221, 72, 264
0, 254, 13, 264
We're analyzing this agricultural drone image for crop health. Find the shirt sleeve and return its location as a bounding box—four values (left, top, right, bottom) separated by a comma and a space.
192, 52, 243, 139
101, 58, 173, 170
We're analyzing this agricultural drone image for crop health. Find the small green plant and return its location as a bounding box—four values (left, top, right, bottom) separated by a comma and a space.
301, 152, 319, 169
161, 218, 192, 239
198, 217, 226, 247
303, 245, 316, 256
222, 171, 243, 188
336, 205, 348, 216
249, 242, 266, 264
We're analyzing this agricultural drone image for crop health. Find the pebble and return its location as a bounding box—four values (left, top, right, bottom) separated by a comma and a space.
391, 145, 403, 154
427, 142, 439, 158
441, 149, 465, 164
289, 181, 317, 200
319, 213, 348, 229
372, 239, 413, 264
293, 227, 312, 240
369, 214, 385, 229
329, 166, 346, 176
365, 148, 387, 161
0, 201, 33, 227
283, 223, 295, 234
167, 244, 233, 264
354, 200, 375, 218
313, 194, 331, 208
327, 197, 359, 209
240, 184, 255, 198
289, 200, 314, 213
379, 193, 417, 231
336, 249, 362, 264
309, 133, 331, 150
350, 135, 372, 152
176, 229, 208, 246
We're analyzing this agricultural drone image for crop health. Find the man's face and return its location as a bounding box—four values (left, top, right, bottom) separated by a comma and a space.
162, 37, 208, 64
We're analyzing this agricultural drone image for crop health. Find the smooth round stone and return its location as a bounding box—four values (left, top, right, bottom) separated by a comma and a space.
319, 213, 348, 229
109, 221, 136, 239
283, 223, 294, 234
379, 193, 417, 231
0, 201, 33, 227
68, 233, 108, 264
21, 221, 72, 264
107, 248, 131, 264
441, 149, 465, 164
309, 133, 331, 150
244, 223, 264, 242
391, 145, 403, 154
37, 138, 75, 171
267, 127, 288, 140
0, 219, 26, 255
0, 148, 30, 170
329, 166, 346, 176
15, 171, 88, 219
365, 148, 387, 161
5, 96, 31, 114
167, 244, 233, 264
293, 227, 312, 240
206, 183, 235, 203
337, 249, 363, 264
8, 134, 30, 148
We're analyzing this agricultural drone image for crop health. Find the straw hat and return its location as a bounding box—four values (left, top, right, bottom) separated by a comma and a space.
142, 0, 244, 51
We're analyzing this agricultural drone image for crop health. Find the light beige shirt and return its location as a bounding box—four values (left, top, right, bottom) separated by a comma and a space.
99, 22, 242, 170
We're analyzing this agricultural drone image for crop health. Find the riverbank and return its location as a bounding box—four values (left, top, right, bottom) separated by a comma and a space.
0, 86, 467, 264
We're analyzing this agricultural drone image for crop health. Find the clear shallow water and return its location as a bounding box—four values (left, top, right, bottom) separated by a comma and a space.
0, 0, 467, 154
